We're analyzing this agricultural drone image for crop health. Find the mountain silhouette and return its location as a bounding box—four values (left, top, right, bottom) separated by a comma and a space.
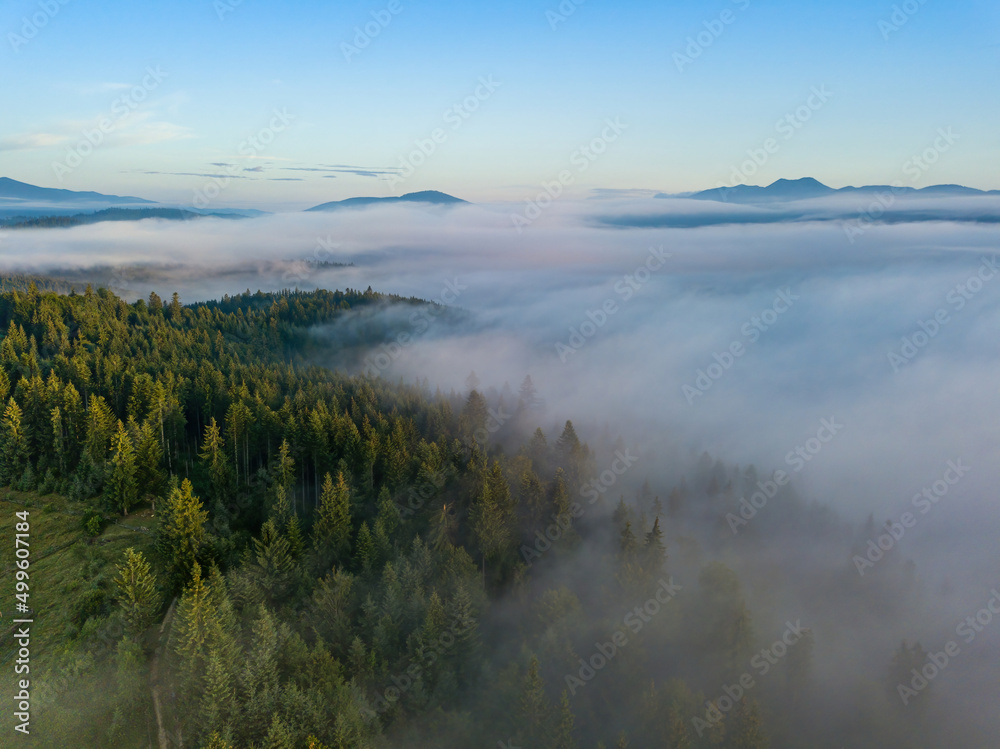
660, 178, 1000, 204
306, 190, 467, 211
0, 177, 154, 205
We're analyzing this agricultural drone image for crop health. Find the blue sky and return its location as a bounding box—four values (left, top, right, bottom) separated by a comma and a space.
1, 0, 997, 207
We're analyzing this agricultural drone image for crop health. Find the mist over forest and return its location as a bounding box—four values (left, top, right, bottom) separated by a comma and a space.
0, 195, 997, 747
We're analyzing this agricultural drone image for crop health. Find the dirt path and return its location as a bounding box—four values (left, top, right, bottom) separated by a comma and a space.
150, 597, 178, 749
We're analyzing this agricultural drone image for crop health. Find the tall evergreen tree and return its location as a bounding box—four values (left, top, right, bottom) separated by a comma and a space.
157, 479, 209, 587
519, 656, 552, 747
313, 471, 352, 564
107, 420, 139, 515
553, 690, 578, 749
0, 398, 27, 484
113, 547, 159, 637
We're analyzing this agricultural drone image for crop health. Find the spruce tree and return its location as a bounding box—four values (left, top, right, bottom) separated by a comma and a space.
730, 698, 767, 749
553, 690, 579, 749
158, 478, 209, 587
519, 655, 552, 746
113, 547, 159, 637
0, 398, 27, 484
313, 472, 352, 563
643, 517, 667, 574
107, 420, 139, 515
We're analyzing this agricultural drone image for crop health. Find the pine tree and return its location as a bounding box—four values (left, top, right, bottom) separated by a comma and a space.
109, 420, 140, 514
518, 374, 540, 411
354, 521, 376, 571
263, 713, 295, 748
555, 420, 581, 457
643, 517, 667, 574
471, 461, 515, 585
169, 292, 183, 321
200, 646, 237, 739
241, 605, 281, 738
729, 698, 767, 749
313, 472, 352, 563
200, 417, 232, 503
519, 467, 547, 529
253, 519, 295, 602
170, 562, 212, 723
0, 398, 28, 484
429, 501, 457, 552
519, 655, 551, 746
114, 547, 159, 637
50, 406, 66, 475
619, 520, 638, 562
133, 418, 165, 497
199, 567, 240, 738
158, 479, 209, 587
285, 512, 304, 558
448, 582, 480, 688
667, 704, 692, 749
553, 690, 578, 749
85, 395, 116, 465
549, 468, 579, 548
202, 732, 234, 749
460, 390, 489, 448
276, 437, 295, 491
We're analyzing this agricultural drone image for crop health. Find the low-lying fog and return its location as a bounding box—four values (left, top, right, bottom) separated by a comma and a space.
2, 194, 998, 739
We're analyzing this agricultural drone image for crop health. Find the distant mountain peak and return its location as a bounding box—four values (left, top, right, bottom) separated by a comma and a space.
671, 178, 997, 204
0, 177, 154, 205
306, 190, 468, 212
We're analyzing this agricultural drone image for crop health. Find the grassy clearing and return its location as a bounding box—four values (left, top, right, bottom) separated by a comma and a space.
0, 490, 160, 745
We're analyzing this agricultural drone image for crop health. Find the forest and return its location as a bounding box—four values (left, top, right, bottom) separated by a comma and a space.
0, 280, 960, 748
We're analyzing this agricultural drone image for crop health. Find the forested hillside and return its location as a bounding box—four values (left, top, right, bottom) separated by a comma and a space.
0, 283, 943, 748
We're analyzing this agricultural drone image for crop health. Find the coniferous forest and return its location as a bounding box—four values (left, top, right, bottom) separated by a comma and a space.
0, 279, 979, 749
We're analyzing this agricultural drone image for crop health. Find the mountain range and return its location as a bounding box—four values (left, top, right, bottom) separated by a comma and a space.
305, 190, 468, 211
0, 177, 154, 205
660, 177, 1000, 204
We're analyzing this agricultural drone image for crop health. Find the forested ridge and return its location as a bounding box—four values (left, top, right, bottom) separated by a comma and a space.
0, 282, 944, 748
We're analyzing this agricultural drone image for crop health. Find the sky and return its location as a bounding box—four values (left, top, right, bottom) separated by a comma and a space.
1, 0, 998, 208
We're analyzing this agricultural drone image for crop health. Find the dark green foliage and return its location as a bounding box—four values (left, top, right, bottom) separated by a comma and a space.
0, 283, 804, 748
